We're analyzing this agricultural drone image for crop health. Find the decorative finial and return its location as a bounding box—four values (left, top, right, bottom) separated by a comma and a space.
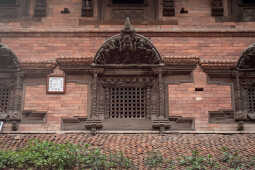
122, 17, 134, 32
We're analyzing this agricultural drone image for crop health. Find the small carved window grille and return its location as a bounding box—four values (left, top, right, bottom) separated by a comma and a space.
211, 0, 224, 16
34, 0, 47, 17
247, 87, 255, 113
163, 0, 175, 17
109, 87, 146, 119
81, 0, 93, 17
0, 88, 10, 113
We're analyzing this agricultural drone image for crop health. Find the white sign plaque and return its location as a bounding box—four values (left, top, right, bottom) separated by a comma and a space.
47, 76, 65, 93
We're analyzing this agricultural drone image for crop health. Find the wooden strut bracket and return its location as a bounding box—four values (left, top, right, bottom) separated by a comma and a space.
84, 120, 103, 135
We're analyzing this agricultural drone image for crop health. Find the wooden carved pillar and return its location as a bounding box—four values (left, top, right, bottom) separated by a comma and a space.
163, 0, 175, 17
34, 0, 47, 17
151, 69, 165, 119
146, 87, 152, 119
90, 69, 104, 120
97, 81, 105, 120
236, 71, 241, 111
91, 71, 98, 119
211, 0, 224, 16
13, 72, 23, 119
104, 87, 110, 119
235, 71, 248, 120
158, 70, 165, 117
82, 0, 93, 17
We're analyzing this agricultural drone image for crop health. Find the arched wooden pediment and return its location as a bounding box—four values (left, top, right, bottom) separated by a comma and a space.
94, 18, 162, 65
237, 43, 255, 70
0, 43, 20, 70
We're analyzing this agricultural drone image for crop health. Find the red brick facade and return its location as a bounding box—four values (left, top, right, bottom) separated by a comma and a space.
1, 0, 255, 132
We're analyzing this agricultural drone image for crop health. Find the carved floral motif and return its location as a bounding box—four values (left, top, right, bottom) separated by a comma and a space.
94, 18, 162, 65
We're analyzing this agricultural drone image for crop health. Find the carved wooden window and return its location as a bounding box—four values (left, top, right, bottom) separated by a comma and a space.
34, 0, 47, 17
0, 88, 10, 113
163, 0, 175, 17
211, 0, 224, 16
108, 87, 146, 119
240, 80, 255, 114
81, 0, 93, 17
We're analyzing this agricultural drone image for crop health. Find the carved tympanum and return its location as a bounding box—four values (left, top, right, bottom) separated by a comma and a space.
237, 43, 255, 70
0, 44, 19, 69
94, 18, 162, 65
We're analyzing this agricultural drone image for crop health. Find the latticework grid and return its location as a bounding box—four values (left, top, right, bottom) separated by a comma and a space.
248, 87, 255, 113
109, 87, 146, 119
0, 88, 9, 113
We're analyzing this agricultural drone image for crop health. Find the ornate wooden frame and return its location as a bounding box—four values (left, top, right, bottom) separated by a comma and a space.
0, 44, 23, 123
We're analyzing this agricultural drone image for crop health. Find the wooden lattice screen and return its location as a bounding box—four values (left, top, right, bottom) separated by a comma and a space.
0, 88, 10, 113
248, 87, 255, 113
108, 87, 146, 119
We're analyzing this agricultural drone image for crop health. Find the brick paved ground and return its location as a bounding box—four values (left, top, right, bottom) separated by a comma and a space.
0, 133, 255, 169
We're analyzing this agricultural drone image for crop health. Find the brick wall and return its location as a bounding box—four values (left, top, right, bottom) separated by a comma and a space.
2, 36, 255, 62
1, 0, 255, 132
168, 67, 233, 131
22, 77, 89, 131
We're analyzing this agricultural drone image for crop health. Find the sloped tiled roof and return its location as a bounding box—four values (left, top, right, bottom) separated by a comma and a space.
200, 60, 237, 70
163, 56, 200, 65
57, 57, 94, 66
0, 133, 254, 169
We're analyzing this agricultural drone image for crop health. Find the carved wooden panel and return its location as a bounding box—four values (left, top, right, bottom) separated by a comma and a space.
0, 8, 18, 18
108, 87, 147, 119
211, 0, 224, 16
82, 0, 93, 17
22, 110, 47, 123
163, 0, 175, 17
112, 0, 144, 4
0, 88, 10, 113
209, 110, 235, 123
0, 0, 30, 19
111, 9, 144, 21
100, 0, 155, 24
0, 0, 16, 4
